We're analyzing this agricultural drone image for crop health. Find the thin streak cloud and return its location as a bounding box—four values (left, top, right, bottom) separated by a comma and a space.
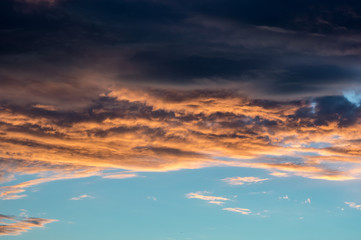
223, 208, 252, 215
0, 214, 57, 236
222, 176, 269, 185
186, 191, 230, 205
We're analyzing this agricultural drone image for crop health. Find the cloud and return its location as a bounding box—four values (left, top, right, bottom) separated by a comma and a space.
147, 196, 157, 201
0, 169, 102, 200
70, 194, 94, 201
102, 172, 138, 179
269, 172, 290, 177
280, 195, 289, 200
345, 202, 361, 210
223, 208, 252, 215
304, 198, 311, 204
0, 85, 361, 200
222, 176, 269, 185
0, 214, 57, 236
186, 191, 230, 205
0, 0, 361, 196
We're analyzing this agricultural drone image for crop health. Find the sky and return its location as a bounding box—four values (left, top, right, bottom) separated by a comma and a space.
1, 0, 361, 239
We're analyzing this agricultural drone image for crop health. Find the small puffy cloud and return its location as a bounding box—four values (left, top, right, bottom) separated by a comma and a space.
19, 209, 29, 218
304, 198, 311, 204
147, 196, 157, 201
223, 208, 252, 215
0, 214, 57, 236
70, 194, 94, 201
279, 195, 289, 200
345, 202, 361, 210
222, 176, 269, 186
186, 191, 230, 205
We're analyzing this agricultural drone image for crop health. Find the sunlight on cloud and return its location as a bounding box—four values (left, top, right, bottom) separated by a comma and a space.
223, 208, 252, 215
102, 172, 138, 179
222, 176, 269, 185
0, 214, 57, 236
345, 202, 361, 210
186, 191, 230, 205
70, 194, 94, 201
0, 86, 361, 200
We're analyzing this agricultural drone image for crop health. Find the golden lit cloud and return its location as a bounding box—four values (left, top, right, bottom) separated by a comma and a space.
223, 207, 252, 215
0, 214, 57, 236
0, 86, 361, 199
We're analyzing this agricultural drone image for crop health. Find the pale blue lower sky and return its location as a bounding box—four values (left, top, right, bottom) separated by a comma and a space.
2, 167, 361, 240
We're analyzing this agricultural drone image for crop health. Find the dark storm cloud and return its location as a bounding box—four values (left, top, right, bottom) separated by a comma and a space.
289, 96, 361, 127
1, 0, 361, 98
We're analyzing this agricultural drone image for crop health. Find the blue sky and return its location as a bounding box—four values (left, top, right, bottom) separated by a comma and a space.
2, 167, 361, 239
1, 0, 361, 238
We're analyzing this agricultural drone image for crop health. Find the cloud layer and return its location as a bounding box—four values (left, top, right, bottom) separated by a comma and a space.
1, 0, 361, 204
1, 86, 361, 200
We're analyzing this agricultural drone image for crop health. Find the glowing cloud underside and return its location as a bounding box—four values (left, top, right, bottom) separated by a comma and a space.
1, 87, 361, 200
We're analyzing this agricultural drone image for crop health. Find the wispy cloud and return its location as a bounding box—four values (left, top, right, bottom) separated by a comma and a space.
186, 191, 230, 205
102, 172, 138, 179
0, 214, 57, 236
269, 172, 290, 177
0, 169, 101, 200
70, 194, 94, 201
222, 176, 269, 186
345, 202, 361, 210
223, 208, 252, 215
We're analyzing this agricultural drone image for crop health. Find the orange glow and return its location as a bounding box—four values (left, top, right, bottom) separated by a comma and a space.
1, 86, 361, 199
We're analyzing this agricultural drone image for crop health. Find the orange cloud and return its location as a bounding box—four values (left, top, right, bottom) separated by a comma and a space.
0, 214, 57, 236
1, 86, 361, 199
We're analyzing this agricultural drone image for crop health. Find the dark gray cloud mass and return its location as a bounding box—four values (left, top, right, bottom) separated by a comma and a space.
0, 0, 360, 100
